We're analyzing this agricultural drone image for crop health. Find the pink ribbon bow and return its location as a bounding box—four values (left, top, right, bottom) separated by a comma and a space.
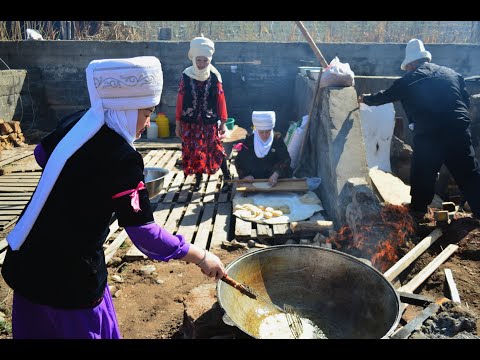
112, 181, 146, 212
233, 143, 248, 151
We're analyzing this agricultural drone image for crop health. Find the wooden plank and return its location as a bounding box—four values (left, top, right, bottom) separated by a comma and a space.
153, 203, 172, 227
144, 149, 165, 167
0, 215, 20, 220
236, 180, 308, 193
0, 217, 18, 230
104, 230, 129, 264
0, 251, 6, 265
176, 203, 202, 242
163, 151, 181, 171
0, 151, 34, 167
273, 224, 289, 236
191, 174, 207, 203
0, 186, 37, 192
398, 291, 435, 306
141, 150, 155, 165
106, 219, 120, 241
0, 209, 23, 215
163, 171, 184, 203
384, 228, 443, 281
155, 150, 175, 168
203, 173, 219, 203
0, 205, 28, 210
0, 200, 29, 205
0, 196, 32, 201
125, 244, 148, 261
0, 239, 8, 252
390, 303, 439, 339
194, 203, 214, 249
210, 203, 231, 252
444, 268, 461, 304
398, 244, 459, 293
177, 174, 195, 203
256, 223, 273, 238
163, 203, 186, 234
235, 217, 252, 238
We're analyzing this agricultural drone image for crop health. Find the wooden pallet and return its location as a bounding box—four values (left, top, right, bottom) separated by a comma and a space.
0, 173, 39, 230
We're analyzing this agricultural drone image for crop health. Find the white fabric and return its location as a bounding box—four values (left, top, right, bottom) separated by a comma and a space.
253, 129, 274, 159
105, 109, 138, 148
252, 111, 275, 130
7, 56, 163, 251
401, 38, 432, 70
359, 102, 395, 172
183, 36, 223, 82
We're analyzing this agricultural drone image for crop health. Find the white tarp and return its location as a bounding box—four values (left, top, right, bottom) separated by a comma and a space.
232, 191, 324, 224
359, 102, 395, 172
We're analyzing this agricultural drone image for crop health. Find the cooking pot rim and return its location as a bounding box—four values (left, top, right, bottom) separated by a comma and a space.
217, 244, 402, 339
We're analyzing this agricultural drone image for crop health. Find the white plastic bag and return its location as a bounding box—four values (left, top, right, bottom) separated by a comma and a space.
287, 127, 305, 169
359, 102, 395, 172
319, 56, 355, 88
284, 121, 299, 147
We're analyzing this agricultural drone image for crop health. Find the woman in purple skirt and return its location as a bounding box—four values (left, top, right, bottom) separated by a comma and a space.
2, 56, 226, 339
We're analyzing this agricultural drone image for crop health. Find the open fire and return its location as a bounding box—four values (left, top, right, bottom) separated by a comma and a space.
327, 204, 416, 272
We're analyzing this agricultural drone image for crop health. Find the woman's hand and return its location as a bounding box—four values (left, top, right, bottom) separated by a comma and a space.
242, 175, 254, 183
268, 172, 279, 187
197, 250, 226, 281
175, 121, 182, 139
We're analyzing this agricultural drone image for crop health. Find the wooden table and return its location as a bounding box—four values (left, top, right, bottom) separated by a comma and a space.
222, 125, 247, 159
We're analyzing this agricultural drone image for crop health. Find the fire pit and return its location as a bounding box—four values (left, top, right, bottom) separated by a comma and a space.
217, 245, 401, 339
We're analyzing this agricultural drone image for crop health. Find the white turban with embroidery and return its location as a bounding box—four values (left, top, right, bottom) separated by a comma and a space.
7, 56, 163, 250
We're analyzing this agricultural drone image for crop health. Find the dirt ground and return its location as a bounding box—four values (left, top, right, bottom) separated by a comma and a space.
0, 140, 478, 339
1, 214, 478, 339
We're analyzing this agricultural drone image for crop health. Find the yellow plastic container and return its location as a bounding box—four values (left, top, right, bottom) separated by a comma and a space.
155, 113, 170, 138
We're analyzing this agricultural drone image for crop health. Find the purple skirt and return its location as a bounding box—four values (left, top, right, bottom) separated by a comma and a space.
12, 285, 121, 339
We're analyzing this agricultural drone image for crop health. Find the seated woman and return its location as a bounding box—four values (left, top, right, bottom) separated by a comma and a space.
234, 111, 292, 186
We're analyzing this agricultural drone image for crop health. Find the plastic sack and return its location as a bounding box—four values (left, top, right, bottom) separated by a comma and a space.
287, 127, 305, 169
359, 102, 395, 172
306, 177, 322, 190
319, 56, 355, 88
284, 121, 299, 147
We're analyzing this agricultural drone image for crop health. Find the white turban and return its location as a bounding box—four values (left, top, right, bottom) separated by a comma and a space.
183, 36, 222, 82
7, 56, 163, 251
252, 111, 276, 130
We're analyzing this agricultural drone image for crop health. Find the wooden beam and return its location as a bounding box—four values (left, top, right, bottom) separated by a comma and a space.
398, 291, 435, 306
384, 228, 443, 281
294, 21, 328, 68
444, 268, 461, 304
390, 303, 439, 339
398, 244, 459, 293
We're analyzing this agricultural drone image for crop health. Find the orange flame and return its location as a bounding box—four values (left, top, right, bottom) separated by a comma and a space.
327, 204, 415, 272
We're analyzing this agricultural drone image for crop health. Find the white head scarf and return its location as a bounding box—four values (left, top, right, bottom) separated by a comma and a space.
7, 56, 163, 251
183, 36, 222, 82
252, 111, 276, 158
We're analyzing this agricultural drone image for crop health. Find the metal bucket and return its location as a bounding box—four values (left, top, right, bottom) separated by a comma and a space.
217, 245, 401, 339
143, 167, 169, 198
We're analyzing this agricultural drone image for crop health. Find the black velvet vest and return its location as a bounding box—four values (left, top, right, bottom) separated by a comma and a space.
180, 72, 219, 125
2, 110, 153, 308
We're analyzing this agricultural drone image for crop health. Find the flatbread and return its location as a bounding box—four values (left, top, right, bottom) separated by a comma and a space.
252, 182, 272, 189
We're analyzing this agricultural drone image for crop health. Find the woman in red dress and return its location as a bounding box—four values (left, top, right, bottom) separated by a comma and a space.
175, 36, 232, 192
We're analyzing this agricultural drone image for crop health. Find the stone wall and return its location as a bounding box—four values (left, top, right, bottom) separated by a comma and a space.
0, 41, 479, 132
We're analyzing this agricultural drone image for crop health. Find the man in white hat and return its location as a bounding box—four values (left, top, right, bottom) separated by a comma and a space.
359, 39, 480, 221
234, 111, 292, 186
2, 56, 226, 339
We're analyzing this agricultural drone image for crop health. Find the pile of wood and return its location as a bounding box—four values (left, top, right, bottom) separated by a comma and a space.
0, 120, 25, 151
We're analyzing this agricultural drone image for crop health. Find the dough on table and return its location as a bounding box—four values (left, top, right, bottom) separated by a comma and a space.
252, 182, 272, 189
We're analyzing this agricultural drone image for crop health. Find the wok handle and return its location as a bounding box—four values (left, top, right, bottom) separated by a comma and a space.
221, 275, 257, 299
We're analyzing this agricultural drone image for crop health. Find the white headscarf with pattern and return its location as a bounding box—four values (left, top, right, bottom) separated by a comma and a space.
7, 56, 163, 250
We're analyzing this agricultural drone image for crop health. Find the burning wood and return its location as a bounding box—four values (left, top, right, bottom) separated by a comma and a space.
327, 204, 416, 272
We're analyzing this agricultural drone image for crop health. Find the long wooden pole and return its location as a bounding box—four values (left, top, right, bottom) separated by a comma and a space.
294, 21, 328, 68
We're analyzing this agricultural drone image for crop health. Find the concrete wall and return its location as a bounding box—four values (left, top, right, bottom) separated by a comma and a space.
0, 41, 479, 132
0, 70, 26, 121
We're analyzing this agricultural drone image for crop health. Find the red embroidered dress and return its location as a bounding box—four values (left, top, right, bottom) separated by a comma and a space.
176, 74, 227, 175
